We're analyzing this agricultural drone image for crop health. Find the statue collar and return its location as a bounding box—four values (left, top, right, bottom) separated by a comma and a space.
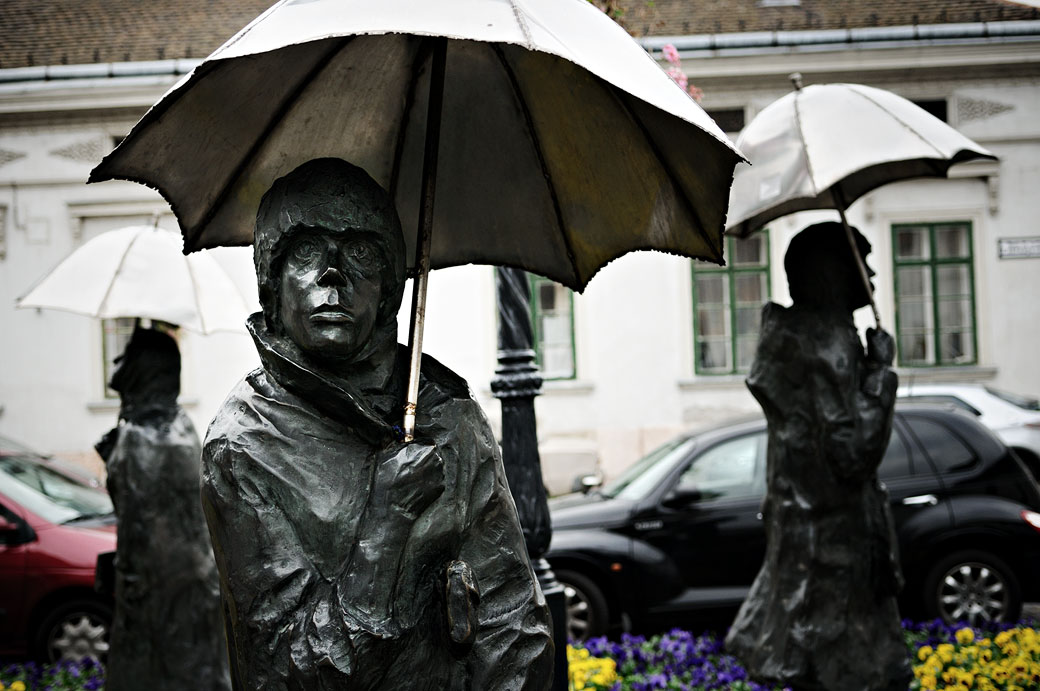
247, 313, 402, 445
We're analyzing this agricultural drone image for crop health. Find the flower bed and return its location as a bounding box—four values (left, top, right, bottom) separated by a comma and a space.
569, 619, 1040, 691
1, 659, 105, 691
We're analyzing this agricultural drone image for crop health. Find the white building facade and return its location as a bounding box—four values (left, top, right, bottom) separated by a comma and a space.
1, 13, 1038, 492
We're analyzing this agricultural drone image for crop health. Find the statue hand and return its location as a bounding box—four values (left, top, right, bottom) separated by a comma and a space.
866, 327, 895, 366
446, 560, 480, 655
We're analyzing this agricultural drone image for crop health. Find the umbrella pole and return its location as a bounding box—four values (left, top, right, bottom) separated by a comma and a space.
836, 205, 882, 329
403, 37, 448, 443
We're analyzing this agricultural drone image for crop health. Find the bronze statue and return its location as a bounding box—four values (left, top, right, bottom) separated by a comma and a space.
201, 158, 553, 690
724, 222, 912, 691
96, 326, 230, 691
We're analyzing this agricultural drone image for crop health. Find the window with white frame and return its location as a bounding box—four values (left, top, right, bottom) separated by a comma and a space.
101, 317, 137, 398
692, 232, 770, 374
893, 221, 977, 366
528, 275, 575, 380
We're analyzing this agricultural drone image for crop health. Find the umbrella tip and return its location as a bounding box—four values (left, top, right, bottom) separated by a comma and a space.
789, 72, 804, 90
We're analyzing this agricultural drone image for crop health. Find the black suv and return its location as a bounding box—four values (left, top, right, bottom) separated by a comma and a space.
547, 405, 1040, 639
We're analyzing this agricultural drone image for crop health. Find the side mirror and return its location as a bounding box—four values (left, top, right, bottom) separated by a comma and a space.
571, 473, 603, 494
661, 485, 702, 509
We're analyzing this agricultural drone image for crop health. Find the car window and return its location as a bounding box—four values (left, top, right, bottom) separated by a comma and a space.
676, 432, 765, 501
603, 436, 699, 501
900, 395, 980, 416
0, 454, 113, 524
877, 429, 912, 480
984, 386, 1040, 411
903, 417, 977, 474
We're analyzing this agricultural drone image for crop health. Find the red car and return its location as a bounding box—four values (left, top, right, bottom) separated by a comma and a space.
0, 438, 115, 662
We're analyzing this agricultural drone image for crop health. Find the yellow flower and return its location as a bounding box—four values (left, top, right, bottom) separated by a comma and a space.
956, 627, 975, 645
8, 683, 25, 691
918, 645, 934, 661
937, 643, 955, 663
920, 674, 937, 689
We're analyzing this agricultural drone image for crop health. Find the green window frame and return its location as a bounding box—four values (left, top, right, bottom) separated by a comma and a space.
528, 274, 576, 380
692, 232, 771, 375
892, 221, 977, 366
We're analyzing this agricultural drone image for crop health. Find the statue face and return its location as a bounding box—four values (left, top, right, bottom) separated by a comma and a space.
277, 230, 385, 364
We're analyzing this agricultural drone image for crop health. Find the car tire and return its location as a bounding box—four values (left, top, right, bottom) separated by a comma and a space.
922, 550, 1022, 626
32, 597, 113, 663
556, 568, 609, 641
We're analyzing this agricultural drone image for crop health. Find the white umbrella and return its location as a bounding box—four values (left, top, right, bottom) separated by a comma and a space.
726, 78, 996, 326
89, 0, 745, 438
17, 225, 254, 334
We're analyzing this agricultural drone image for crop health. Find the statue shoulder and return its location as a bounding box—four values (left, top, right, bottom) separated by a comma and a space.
417, 352, 472, 401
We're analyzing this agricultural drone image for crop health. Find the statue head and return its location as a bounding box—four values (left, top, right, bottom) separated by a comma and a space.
784, 221, 874, 313
254, 158, 406, 366
109, 325, 181, 415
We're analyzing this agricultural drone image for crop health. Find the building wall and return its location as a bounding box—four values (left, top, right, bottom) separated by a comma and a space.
1, 30, 1038, 493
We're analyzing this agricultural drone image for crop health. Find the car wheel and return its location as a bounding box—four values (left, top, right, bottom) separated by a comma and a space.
922, 550, 1022, 626
556, 569, 609, 641
33, 598, 112, 663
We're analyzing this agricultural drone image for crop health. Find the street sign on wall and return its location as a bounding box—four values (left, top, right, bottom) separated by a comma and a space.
998, 237, 1040, 259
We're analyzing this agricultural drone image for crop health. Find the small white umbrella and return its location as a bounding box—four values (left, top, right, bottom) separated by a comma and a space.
726, 77, 996, 326
17, 225, 253, 334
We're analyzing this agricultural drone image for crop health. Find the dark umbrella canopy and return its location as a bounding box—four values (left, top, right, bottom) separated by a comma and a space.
89, 0, 744, 292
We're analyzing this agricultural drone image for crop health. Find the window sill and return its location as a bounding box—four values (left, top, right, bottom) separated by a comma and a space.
541, 379, 595, 395
86, 397, 199, 413
895, 365, 997, 384
678, 375, 748, 392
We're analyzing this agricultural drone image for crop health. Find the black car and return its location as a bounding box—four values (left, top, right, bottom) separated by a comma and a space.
547, 404, 1040, 639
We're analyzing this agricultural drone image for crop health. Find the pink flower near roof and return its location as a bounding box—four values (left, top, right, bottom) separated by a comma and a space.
662, 43, 681, 65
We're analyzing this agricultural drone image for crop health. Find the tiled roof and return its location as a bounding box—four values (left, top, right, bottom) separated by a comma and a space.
605, 0, 1039, 37
0, 0, 272, 69
1, 0, 1038, 70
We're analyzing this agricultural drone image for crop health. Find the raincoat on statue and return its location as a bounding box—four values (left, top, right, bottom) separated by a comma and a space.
97, 328, 230, 691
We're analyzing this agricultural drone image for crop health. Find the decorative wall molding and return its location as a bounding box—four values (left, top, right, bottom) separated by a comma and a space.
957, 96, 1015, 123
50, 137, 110, 165
0, 149, 26, 167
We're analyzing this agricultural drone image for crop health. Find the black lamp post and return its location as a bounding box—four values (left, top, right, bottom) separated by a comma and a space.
491, 266, 568, 691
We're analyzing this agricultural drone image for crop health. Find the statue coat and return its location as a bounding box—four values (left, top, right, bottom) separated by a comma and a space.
724, 302, 912, 691
201, 317, 553, 690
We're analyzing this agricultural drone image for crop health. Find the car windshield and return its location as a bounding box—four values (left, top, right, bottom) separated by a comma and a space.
0, 453, 113, 524
984, 386, 1040, 411
601, 436, 698, 501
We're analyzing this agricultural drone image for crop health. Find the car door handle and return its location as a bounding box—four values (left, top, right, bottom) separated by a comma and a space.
902, 494, 938, 506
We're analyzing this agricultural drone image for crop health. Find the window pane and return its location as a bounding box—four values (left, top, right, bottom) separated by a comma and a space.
736, 336, 758, 371
696, 274, 727, 305
936, 265, 970, 298
698, 340, 731, 372
734, 273, 765, 304
896, 227, 930, 260
898, 299, 931, 330
939, 330, 974, 364
898, 266, 931, 298
938, 298, 971, 329
530, 277, 574, 379
537, 283, 556, 311
935, 224, 970, 259
697, 307, 729, 338
899, 332, 931, 365
734, 306, 761, 336
732, 235, 765, 266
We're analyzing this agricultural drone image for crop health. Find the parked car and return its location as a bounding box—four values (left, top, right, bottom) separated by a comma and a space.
897, 383, 1040, 479
547, 405, 1040, 640
0, 438, 116, 662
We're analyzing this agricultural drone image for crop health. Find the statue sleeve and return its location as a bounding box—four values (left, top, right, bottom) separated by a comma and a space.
454, 410, 554, 690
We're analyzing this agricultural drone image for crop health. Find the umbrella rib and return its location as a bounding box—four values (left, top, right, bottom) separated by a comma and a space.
792, 89, 822, 200
491, 44, 579, 287
183, 254, 207, 333
96, 230, 142, 318
183, 36, 355, 251
389, 38, 429, 206
608, 87, 722, 263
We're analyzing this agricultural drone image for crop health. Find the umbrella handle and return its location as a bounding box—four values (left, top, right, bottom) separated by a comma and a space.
837, 206, 882, 329
403, 37, 448, 443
